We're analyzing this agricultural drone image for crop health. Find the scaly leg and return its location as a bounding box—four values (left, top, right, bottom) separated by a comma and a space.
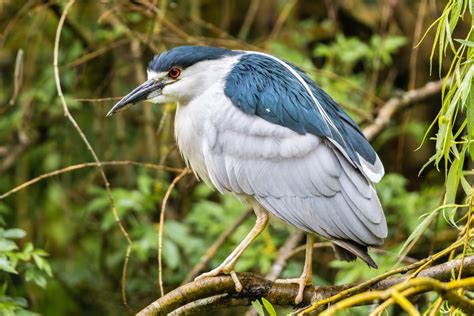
195, 205, 269, 292
276, 233, 315, 304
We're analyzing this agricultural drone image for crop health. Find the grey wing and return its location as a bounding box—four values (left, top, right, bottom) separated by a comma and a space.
202, 100, 387, 247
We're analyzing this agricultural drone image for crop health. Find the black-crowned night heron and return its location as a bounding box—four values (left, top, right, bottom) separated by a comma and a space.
107, 46, 387, 304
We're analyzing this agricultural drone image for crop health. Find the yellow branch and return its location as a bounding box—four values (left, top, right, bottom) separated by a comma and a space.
318, 277, 474, 316
296, 239, 464, 314
390, 290, 420, 316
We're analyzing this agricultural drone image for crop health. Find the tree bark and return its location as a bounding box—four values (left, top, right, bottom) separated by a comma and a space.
138, 255, 474, 315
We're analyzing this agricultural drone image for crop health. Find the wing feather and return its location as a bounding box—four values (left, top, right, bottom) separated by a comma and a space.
203, 100, 387, 248
225, 53, 385, 182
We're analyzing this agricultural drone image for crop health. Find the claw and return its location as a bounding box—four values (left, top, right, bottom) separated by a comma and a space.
194, 265, 243, 292
275, 276, 312, 304
230, 271, 243, 292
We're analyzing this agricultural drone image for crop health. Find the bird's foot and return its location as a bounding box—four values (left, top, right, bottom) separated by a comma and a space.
275, 275, 312, 304
195, 265, 243, 292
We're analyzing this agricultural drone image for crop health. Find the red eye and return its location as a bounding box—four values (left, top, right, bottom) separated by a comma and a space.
168, 67, 181, 79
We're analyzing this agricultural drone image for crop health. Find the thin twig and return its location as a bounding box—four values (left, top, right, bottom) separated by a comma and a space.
238, 0, 261, 40
53, 0, 132, 306
0, 161, 184, 200
284, 241, 333, 261
267, 0, 298, 43
0, 0, 37, 48
8, 49, 23, 105
408, 0, 428, 90
363, 79, 446, 140
134, 1, 195, 44
158, 168, 191, 296
49, 1, 94, 48
74, 96, 123, 102
266, 231, 305, 281
62, 38, 129, 69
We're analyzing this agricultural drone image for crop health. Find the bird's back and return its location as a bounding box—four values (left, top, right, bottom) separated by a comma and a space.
173, 50, 387, 266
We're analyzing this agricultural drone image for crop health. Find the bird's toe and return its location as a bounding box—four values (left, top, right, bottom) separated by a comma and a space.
275, 276, 312, 304
195, 266, 243, 292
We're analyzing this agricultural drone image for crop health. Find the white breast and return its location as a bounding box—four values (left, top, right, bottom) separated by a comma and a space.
174, 83, 227, 184
173, 55, 241, 184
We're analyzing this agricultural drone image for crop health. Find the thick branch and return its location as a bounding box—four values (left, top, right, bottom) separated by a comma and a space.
137, 255, 474, 315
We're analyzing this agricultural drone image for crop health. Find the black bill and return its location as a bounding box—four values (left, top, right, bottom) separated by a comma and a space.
106, 79, 165, 117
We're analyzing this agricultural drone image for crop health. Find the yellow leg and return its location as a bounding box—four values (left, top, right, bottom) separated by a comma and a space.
195, 206, 269, 291
276, 233, 314, 304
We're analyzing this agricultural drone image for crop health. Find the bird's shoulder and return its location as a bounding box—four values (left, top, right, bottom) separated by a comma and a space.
223, 52, 384, 182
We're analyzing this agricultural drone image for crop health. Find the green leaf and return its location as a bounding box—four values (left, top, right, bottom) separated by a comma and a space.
137, 173, 153, 195
32, 248, 48, 256
3, 229, 26, 239
16, 309, 41, 316
23, 243, 33, 254
25, 269, 47, 288
162, 240, 180, 270
399, 211, 437, 255
0, 257, 18, 274
460, 174, 472, 196
445, 156, 461, 205
251, 300, 265, 316
468, 77, 474, 160
32, 254, 53, 277
0, 239, 18, 252
262, 297, 277, 316
455, 38, 474, 47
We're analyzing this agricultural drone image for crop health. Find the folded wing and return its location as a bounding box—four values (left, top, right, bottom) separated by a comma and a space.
202, 98, 387, 265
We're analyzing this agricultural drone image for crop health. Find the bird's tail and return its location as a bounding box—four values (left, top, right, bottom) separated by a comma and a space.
332, 239, 378, 268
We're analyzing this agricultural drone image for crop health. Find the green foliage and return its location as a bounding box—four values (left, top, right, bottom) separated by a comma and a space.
0, 1, 471, 315
421, 0, 473, 245
251, 297, 277, 316
313, 34, 406, 120
378, 174, 443, 234
0, 224, 51, 315
314, 34, 406, 72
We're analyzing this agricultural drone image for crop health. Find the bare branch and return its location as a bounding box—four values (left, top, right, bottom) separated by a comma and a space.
137, 255, 474, 315
138, 256, 474, 316
0, 161, 184, 200
363, 79, 446, 141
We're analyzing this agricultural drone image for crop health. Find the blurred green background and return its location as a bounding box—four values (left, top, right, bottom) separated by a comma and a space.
0, 1, 471, 315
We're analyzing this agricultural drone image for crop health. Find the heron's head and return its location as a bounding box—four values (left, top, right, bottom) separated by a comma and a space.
106, 46, 240, 116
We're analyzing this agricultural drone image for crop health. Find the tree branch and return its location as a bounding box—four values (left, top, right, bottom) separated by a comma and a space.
137, 255, 474, 315
363, 78, 446, 140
